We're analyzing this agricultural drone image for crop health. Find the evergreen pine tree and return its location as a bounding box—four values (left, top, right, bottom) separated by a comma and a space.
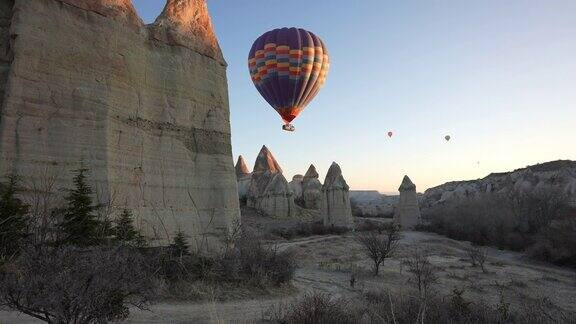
0, 176, 29, 259
170, 230, 190, 258
57, 167, 104, 246
114, 208, 139, 243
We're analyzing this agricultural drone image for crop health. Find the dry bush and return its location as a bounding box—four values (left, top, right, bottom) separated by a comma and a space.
313, 288, 576, 324
151, 232, 296, 301
356, 223, 401, 276
217, 235, 296, 287
466, 246, 488, 272
263, 292, 359, 324
272, 221, 349, 240
0, 245, 154, 323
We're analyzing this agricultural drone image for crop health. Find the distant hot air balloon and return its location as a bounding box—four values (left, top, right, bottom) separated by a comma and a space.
388, 131, 394, 138
445, 135, 451, 142
248, 28, 330, 132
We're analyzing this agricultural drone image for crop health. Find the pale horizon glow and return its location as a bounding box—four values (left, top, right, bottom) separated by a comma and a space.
132, 1, 576, 193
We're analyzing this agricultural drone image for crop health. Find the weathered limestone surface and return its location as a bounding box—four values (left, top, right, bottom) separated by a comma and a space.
394, 176, 421, 230
0, 0, 240, 249
246, 146, 295, 217
302, 164, 322, 210
321, 162, 353, 228
235, 155, 251, 201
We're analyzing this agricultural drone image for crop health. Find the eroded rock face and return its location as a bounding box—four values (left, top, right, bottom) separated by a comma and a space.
0, 0, 239, 250
321, 162, 353, 228
302, 165, 322, 210
394, 176, 421, 230
246, 146, 295, 217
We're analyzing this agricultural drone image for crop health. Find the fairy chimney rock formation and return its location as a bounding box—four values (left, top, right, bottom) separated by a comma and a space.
289, 175, 304, 199
235, 155, 251, 201
253, 145, 283, 173
0, 0, 239, 250
302, 164, 323, 209
247, 146, 295, 217
321, 162, 354, 228
235, 155, 250, 179
394, 176, 422, 230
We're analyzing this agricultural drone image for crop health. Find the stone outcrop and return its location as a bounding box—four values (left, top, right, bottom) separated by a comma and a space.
321, 162, 353, 228
247, 146, 295, 217
0, 0, 240, 250
301, 165, 322, 209
394, 176, 421, 230
235, 155, 251, 201
422, 160, 576, 209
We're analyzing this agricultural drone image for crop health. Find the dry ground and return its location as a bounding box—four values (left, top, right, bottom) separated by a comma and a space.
2, 224, 575, 323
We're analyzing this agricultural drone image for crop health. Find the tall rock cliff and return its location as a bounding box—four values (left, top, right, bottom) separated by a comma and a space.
394, 175, 421, 230
247, 146, 295, 217
0, 0, 240, 250
321, 162, 353, 228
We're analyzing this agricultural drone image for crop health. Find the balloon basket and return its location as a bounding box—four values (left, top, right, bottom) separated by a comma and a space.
282, 124, 296, 132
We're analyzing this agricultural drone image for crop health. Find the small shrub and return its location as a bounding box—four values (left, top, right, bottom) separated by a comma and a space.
170, 230, 191, 258
114, 208, 141, 244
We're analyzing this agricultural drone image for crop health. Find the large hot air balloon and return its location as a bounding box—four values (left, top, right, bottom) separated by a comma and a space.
388, 131, 394, 138
248, 28, 330, 132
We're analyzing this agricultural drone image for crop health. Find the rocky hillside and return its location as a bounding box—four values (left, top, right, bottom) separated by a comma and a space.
422, 160, 576, 209
349, 191, 398, 217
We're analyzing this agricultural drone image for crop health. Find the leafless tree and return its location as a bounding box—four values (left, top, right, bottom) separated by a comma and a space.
356, 223, 401, 276
23, 167, 62, 245
467, 246, 488, 273
0, 245, 155, 324
403, 248, 438, 322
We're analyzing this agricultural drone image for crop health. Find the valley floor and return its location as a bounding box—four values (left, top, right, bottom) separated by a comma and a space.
2, 231, 575, 323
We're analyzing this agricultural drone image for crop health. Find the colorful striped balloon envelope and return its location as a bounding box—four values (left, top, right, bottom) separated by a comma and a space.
248, 28, 330, 131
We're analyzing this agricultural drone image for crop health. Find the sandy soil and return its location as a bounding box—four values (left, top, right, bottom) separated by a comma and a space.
2, 230, 575, 323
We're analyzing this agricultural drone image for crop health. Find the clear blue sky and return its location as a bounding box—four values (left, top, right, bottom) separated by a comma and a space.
133, 1, 576, 193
